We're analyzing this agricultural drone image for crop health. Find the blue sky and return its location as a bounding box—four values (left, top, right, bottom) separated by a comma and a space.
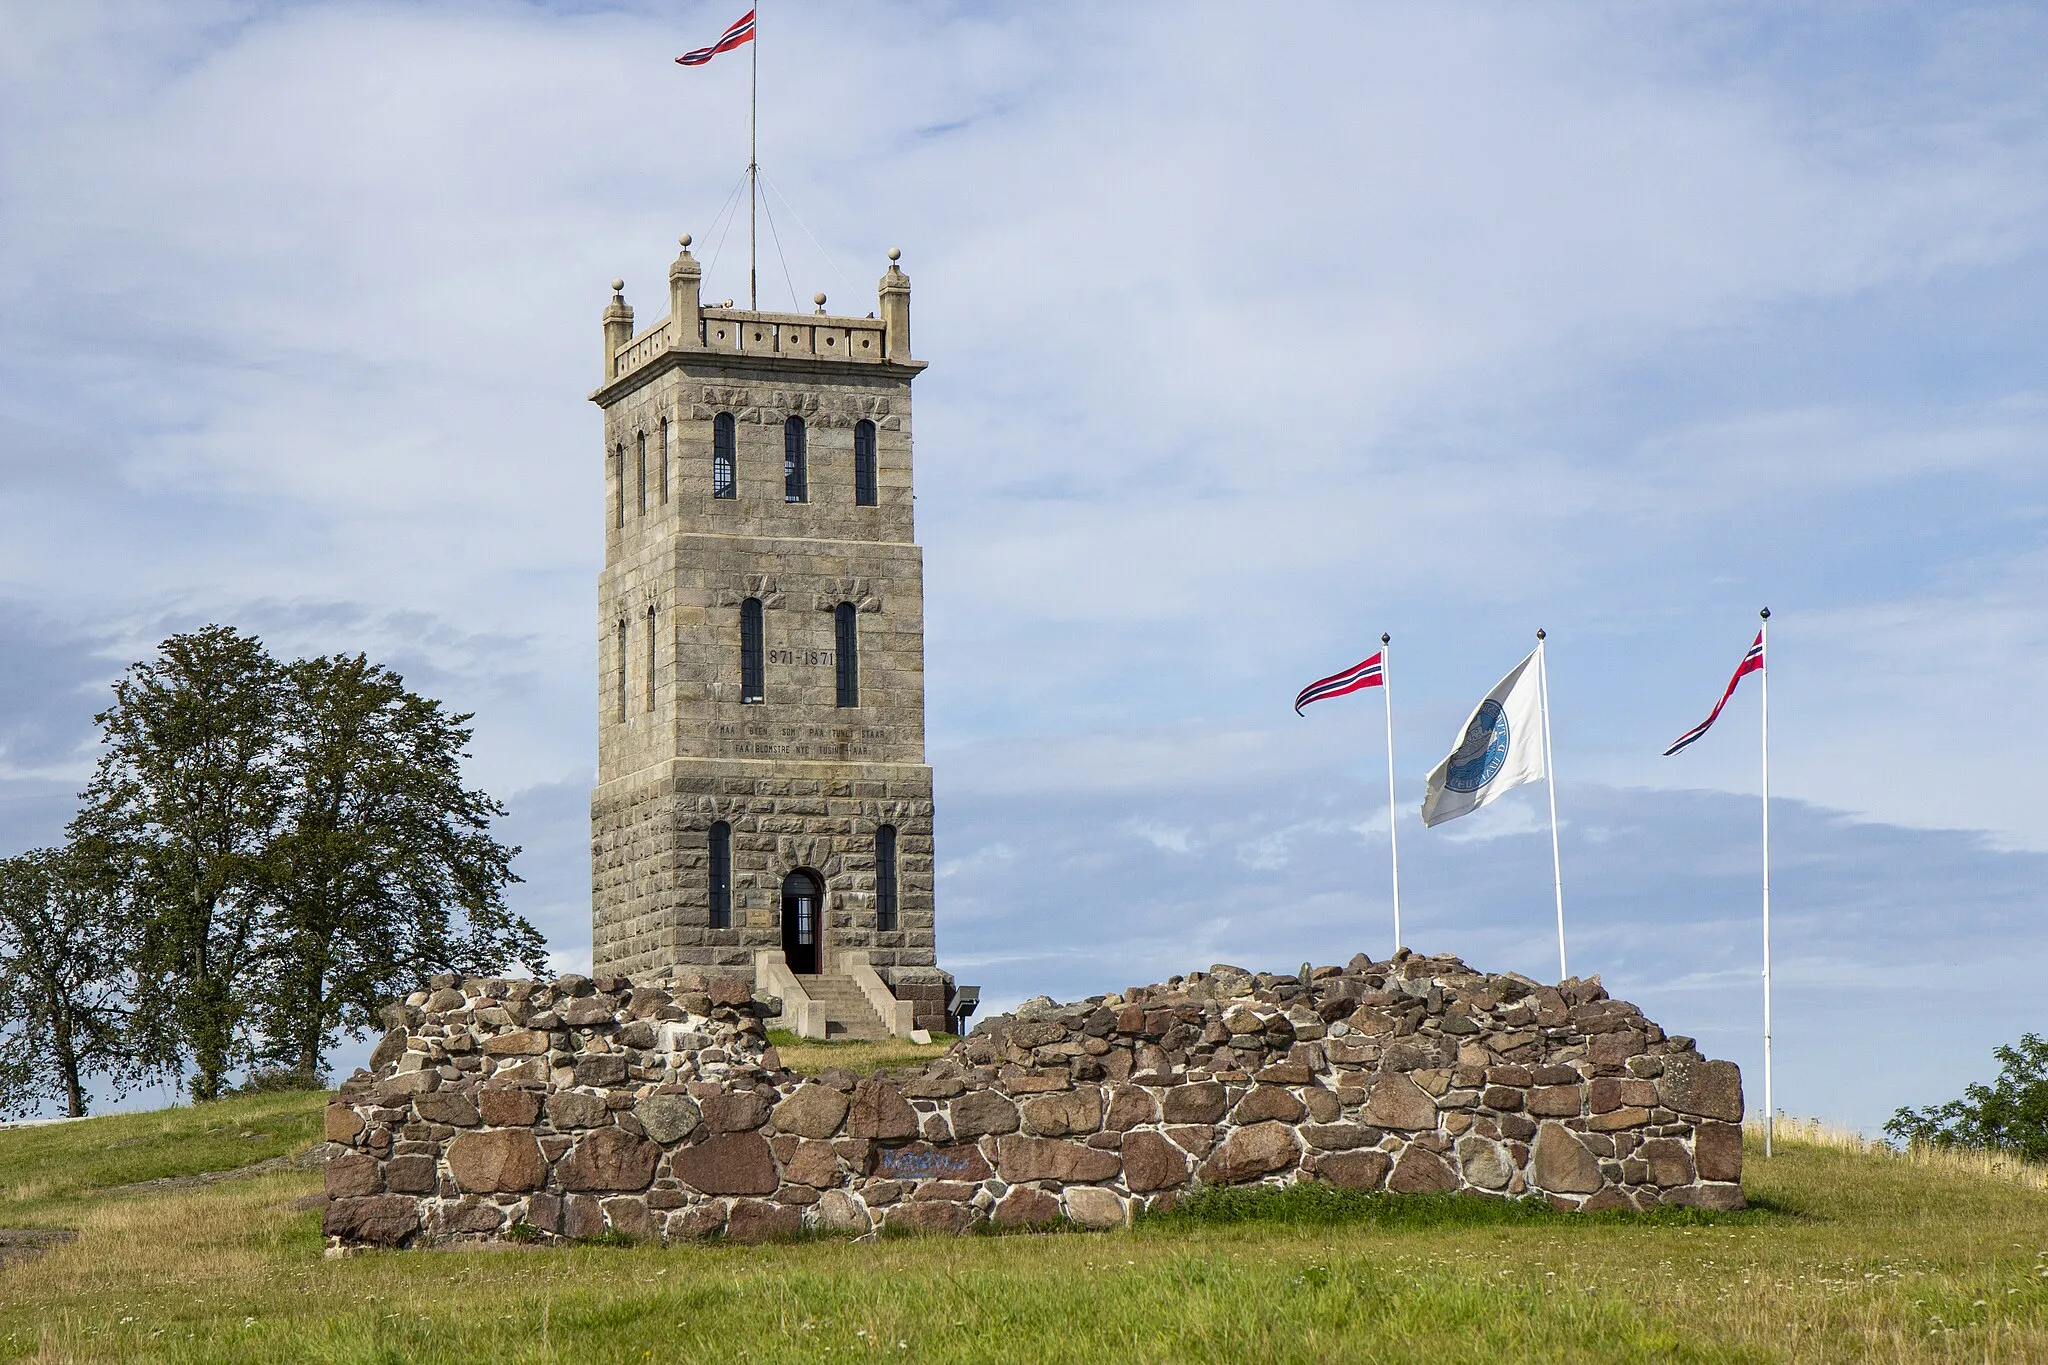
1, 1, 2044, 1130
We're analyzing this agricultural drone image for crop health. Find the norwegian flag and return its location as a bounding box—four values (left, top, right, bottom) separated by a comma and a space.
1664, 631, 1765, 756
1294, 651, 1385, 716
677, 9, 755, 66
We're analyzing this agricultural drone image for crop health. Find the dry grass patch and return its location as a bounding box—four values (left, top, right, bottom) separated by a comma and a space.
767, 1031, 956, 1077
0, 1092, 328, 1228
1753, 1115, 2048, 1194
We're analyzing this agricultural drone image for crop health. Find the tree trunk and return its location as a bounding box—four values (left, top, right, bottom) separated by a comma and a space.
296, 972, 326, 1080
50, 992, 85, 1117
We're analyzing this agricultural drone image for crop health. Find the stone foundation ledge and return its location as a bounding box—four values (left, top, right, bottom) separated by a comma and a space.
321, 950, 1743, 1250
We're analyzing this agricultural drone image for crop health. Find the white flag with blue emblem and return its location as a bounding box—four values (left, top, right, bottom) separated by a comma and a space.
1422, 648, 1548, 828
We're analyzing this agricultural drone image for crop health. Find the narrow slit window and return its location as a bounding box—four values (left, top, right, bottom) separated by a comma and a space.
854, 419, 877, 506
645, 605, 657, 712
615, 618, 628, 722
636, 432, 647, 515
613, 445, 626, 529
713, 412, 736, 499
875, 824, 898, 932
740, 597, 764, 703
784, 416, 807, 503
658, 417, 670, 505
709, 821, 733, 928
834, 601, 858, 707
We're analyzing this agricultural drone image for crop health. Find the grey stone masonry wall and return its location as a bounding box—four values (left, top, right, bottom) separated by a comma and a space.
321, 950, 1743, 1250
589, 236, 938, 990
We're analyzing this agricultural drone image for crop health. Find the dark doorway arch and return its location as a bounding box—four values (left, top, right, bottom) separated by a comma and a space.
781, 869, 823, 974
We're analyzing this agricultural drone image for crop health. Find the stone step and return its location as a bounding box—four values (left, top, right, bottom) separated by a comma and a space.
793, 973, 892, 1041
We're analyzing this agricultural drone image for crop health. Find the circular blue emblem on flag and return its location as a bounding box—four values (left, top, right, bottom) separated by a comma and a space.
1445, 699, 1510, 793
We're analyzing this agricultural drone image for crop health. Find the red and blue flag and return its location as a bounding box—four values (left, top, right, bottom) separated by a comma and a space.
1664, 631, 1764, 756
677, 10, 756, 66
1295, 652, 1385, 716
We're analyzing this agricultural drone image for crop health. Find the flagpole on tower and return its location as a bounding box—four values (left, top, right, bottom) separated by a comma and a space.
1760, 606, 1774, 1158
1536, 629, 1567, 981
1381, 633, 1402, 955
748, 3, 759, 313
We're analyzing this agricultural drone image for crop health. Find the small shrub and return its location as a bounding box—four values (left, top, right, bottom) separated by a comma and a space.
1886, 1033, 2048, 1162
502, 1221, 544, 1244
233, 1066, 327, 1095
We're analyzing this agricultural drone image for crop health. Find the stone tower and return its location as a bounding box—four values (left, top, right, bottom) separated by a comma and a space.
588, 234, 948, 1034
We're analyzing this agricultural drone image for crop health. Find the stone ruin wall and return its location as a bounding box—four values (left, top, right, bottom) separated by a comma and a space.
321, 950, 1745, 1249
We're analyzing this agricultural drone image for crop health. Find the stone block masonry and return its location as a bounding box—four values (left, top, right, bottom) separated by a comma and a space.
589, 236, 941, 994
322, 950, 1742, 1250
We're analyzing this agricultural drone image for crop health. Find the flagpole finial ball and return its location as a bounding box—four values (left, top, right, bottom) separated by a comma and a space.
610, 278, 624, 294
888, 247, 901, 261
679, 233, 692, 248
1760, 607, 1771, 620
1536, 628, 1546, 640
1382, 633, 1390, 645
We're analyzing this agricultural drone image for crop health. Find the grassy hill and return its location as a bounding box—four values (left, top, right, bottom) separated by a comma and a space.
2, 1097, 2046, 1362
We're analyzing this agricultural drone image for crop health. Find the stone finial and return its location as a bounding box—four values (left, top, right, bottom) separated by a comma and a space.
879, 249, 911, 362
814, 292, 827, 314
670, 234, 704, 351
602, 279, 634, 382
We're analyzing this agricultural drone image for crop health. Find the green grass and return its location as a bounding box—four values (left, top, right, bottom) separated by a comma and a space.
4, 1121, 2048, 1361
767, 1030, 957, 1076
0, 1090, 329, 1227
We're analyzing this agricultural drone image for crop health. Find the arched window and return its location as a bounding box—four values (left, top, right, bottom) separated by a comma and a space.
740, 597, 764, 703
854, 419, 877, 506
645, 604, 657, 712
635, 431, 647, 515
875, 824, 898, 931
613, 445, 626, 529
834, 602, 858, 707
784, 416, 807, 503
713, 412, 736, 499
708, 821, 732, 928
615, 618, 628, 721
658, 417, 670, 505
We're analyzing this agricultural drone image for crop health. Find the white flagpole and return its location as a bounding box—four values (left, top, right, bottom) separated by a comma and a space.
1760, 606, 1774, 1158
748, 3, 759, 313
1381, 632, 1402, 955
1537, 629, 1567, 981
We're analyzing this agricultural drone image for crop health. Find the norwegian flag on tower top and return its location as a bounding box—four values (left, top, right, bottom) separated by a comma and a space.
1664, 630, 1765, 756
1294, 651, 1385, 715
677, 9, 756, 66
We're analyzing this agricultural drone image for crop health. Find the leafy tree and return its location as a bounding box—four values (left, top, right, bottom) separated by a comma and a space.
257, 653, 544, 1079
69, 626, 287, 1102
0, 847, 156, 1117
1886, 1034, 2048, 1162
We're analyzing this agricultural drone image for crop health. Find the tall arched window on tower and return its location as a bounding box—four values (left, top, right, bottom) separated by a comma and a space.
613, 445, 626, 529
854, 419, 877, 506
784, 416, 807, 503
740, 597, 764, 703
658, 417, 670, 505
708, 821, 733, 928
615, 618, 628, 721
875, 824, 899, 931
635, 432, 647, 515
645, 604, 657, 712
713, 412, 737, 499
834, 602, 859, 707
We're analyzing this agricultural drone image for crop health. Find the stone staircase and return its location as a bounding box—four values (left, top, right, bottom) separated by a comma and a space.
794, 974, 891, 1041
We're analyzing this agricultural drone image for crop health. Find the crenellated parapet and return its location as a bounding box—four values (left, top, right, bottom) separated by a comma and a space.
599, 236, 917, 395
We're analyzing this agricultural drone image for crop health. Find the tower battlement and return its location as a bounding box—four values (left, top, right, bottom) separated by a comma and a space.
596, 238, 919, 397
